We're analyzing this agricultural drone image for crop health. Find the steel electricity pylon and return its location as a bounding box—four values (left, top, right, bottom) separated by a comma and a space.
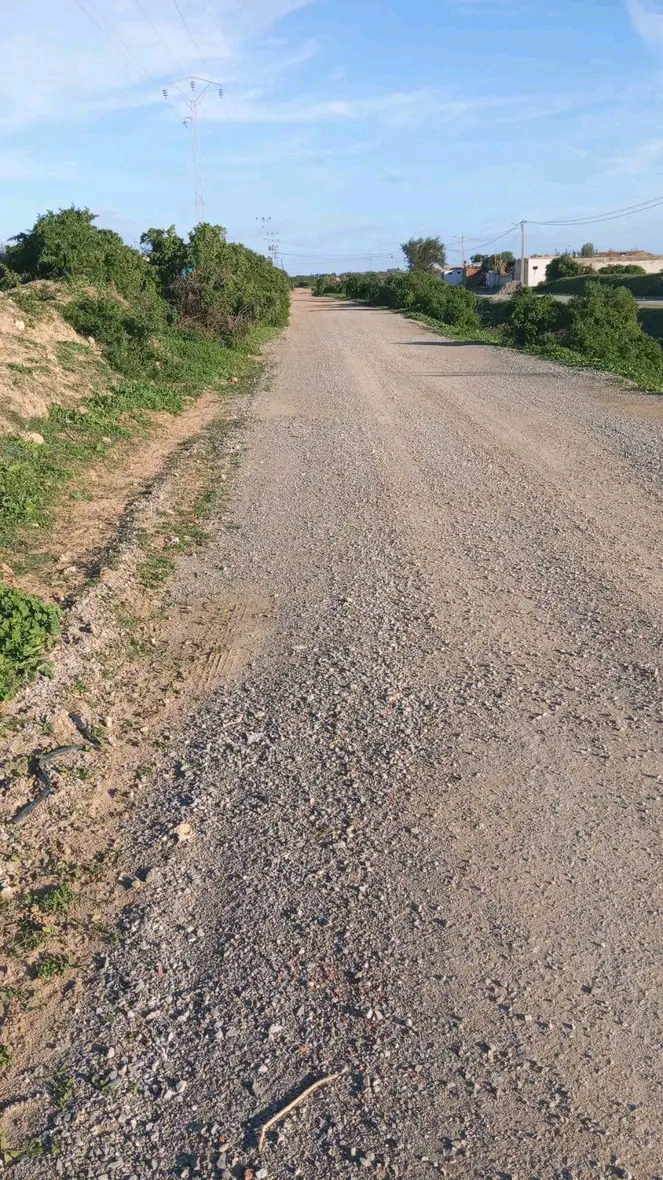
163, 77, 223, 224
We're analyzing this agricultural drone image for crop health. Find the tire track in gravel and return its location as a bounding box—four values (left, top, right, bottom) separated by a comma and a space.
17, 291, 663, 1179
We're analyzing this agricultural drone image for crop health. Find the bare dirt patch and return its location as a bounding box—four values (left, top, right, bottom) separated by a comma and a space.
13, 391, 226, 603
0, 287, 107, 433
0, 381, 271, 1149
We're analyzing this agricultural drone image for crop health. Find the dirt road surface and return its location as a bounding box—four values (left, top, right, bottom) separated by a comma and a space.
20, 292, 663, 1178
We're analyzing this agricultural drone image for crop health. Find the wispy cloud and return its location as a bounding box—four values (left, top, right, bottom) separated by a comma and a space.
604, 135, 663, 174
626, 0, 663, 55
0, 0, 320, 130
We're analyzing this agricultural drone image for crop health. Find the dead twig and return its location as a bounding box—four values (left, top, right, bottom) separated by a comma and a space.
258, 1072, 343, 1154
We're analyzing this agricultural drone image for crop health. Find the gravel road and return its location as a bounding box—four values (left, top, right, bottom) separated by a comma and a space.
22, 292, 663, 1179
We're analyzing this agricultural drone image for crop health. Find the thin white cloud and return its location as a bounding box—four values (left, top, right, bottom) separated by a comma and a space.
604, 136, 663, 174
0, 0, 320, 130
626, 0, 663, 55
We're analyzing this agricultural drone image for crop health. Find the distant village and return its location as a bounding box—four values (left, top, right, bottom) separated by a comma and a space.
441, 249, 663, 289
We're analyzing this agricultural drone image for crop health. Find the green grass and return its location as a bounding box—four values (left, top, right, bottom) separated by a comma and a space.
0, 322, 264, 555
32, 882, 75, 916
137, 552, 176, 588
0, 1045, 13, 1068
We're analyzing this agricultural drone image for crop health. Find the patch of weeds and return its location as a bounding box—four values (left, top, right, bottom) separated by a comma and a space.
194, 487, 217, 519
90, 1069, 112, 1094
32, 881, 75, 915
89, 918, 121, 945
10, 918, 47, 955
6, 363, 34, 375
0, 1129, 44, 1165
32, 951, 70, 979
0, 583, 61, 701
54, 340, 99, 373
0, 1045, 13, 1068
0, 987, 31, 1009
72, 677, 88, 693
49, 1065, 77, 1109
41, 719, 55, 736
138, 551, 176, 588
82, 847, 118, 882
10, 289, 52, 321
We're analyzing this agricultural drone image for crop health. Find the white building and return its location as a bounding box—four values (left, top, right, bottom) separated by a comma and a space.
515, 250, 663, 288
513, 256, 557, 287
441, 267, 465, 286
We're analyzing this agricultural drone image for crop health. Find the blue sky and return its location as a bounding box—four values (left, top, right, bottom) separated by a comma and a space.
2, 0, 663, 271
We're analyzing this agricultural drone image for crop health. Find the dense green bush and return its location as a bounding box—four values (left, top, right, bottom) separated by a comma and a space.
312, 276, 344, 296
540, 272, 663, 298
62, 291, 166, 377
597, 264, 647, 275
5, 207, 158, 301
566, 282, 663, 384
142, 222, 289, 343
545, 254, 585, 282
340, 270, 480, 332
503, 288, 568, 347
0, 584, 61, 700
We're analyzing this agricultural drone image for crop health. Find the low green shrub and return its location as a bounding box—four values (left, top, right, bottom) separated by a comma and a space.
503, 288, 568, 347
0, 585, 61, 700
339, 270, 480, 332
597, 264, 646, 275
566, 282, 663, 385
540, 272, 663, 298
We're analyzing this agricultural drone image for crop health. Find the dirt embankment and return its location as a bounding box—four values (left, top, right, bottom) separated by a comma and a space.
0, 285, 105, 435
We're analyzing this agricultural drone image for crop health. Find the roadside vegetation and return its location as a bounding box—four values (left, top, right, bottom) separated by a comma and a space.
0, 206, 289, 700
314, 268, 663, 392
540, 270, 663, 298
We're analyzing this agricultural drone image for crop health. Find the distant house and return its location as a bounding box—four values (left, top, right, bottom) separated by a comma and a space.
513, 256, 557, 287
515, 249, 663, 287
441, 267, 465, 286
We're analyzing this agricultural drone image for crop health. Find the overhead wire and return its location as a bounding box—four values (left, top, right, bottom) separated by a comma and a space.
71, 0, 152, 79
170, 0, 210, 75
130, 0, 187, 75
529, 193, 663, 227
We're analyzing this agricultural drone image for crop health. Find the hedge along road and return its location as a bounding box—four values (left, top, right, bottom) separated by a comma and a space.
23, 290, 663, 1177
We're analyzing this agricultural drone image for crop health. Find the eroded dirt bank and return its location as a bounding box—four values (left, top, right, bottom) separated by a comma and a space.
9, 291, 663, 1178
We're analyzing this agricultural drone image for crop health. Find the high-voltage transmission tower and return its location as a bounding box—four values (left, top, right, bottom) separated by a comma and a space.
257, 216, 280, 267
163, 77, 223, 224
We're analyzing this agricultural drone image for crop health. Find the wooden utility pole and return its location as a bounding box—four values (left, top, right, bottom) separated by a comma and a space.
520, 220, 526, 285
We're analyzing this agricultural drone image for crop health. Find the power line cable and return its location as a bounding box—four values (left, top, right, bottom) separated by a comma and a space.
71, 0, 152, 78
529, 193, 663, 227
170, 0, 210, 74
130, 0, 187, 74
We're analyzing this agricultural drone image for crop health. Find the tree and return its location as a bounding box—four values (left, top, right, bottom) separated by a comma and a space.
580, 242, 595, 257
545, 253, 585, 282
401, 237, 446, 272
471, 251, 515, 273
140, 225, 189, 292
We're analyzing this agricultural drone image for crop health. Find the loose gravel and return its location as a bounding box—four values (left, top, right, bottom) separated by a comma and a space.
18, 292, 663, 1178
